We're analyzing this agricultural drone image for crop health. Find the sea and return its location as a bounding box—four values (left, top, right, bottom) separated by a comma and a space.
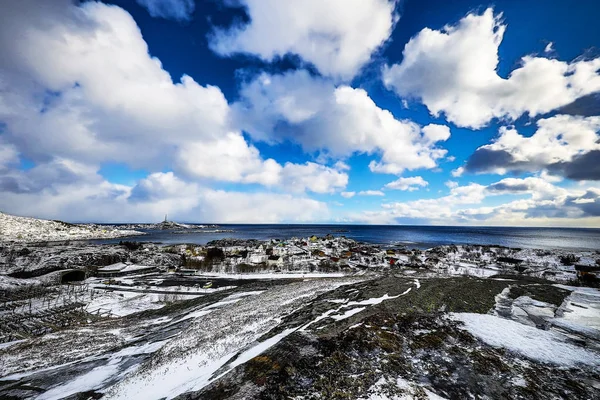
97, 225, 600, 252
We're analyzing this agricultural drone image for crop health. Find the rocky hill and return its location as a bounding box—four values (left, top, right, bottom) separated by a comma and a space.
0, 212, 143, 243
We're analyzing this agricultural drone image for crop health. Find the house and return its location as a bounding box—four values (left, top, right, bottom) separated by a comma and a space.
267, 255, 283, 267
248, 253, 268, 264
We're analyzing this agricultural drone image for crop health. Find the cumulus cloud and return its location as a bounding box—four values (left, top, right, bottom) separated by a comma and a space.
0, 142, 19, 172
136, 0, 195, 21
486, 176, 565, 200
382, 8, 600, 128
0, 159, 102, 195
235, 70, 451, 175
358, 190, 385, 196
177, 135, 347, 193
209, 0, 398, 80
0, 0, 230, 169
0, 169, 330, 223
341, 191, 355, 199
352, 177, 600, 226
0, 0, 346, 201
384, 176, 428, 191
465, 115, 600, 179
555, 92, 600, 117
451, 167, 464, 177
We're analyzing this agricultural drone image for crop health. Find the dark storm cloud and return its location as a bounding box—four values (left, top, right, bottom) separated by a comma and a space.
487, 181, 530, 193
564, 190, 600, 217
548, 150, 600, 181
464, 148, 519, 173
466, 147, 600, 181
555, 92, 600, 117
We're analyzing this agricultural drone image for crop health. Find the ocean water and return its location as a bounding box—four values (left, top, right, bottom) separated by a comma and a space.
98, 225, 600, 252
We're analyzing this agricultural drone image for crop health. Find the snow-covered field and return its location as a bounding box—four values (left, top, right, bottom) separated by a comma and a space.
97, 278, 359, 399
194, 271, 348, 279
450, 313, 599, 366
0, 212, 143, 242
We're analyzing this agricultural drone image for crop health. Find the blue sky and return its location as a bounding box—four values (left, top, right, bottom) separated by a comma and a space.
0, 0, 599, 225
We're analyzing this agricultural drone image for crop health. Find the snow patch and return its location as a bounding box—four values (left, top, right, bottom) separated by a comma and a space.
451, 313, 599, 366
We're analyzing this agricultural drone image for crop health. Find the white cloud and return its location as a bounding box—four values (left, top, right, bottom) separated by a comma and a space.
544, 42, 554, 53
177, 135, 347, 193
384, 176, 428, 191
451, 167, 464, 177
0, 0, 346, 197
341, 191, 356, 198
0, 169, 330, 223
176, 133, 281, 185
383, 8, 600, 128
445, 180, 458, 189
235, 70, 450, 175
0, 142, 19, 171
486, 176, 566, 200
136, 0, 195, 21
352, 178, 600, 226
358, 190, 385, 196
334, 161, 351, 171
465, 115, 600, 179
0, 0, 231, 170
279, 162, 348, 193
209, 0, 398, 80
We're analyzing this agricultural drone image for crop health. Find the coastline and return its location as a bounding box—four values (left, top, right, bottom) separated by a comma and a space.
1, 214, 599, 399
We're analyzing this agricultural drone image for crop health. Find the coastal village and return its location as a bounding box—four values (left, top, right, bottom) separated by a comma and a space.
104, 235, 599, 284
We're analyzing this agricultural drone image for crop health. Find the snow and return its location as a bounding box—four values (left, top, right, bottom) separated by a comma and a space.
361, 376, 448, 400
0, 275, 44, 291
37, 361, 121, 400
227, 328, 297, 370
86, 292, 176, 317
450, 313, 600, 366
414, 279, 421, 289
0, 339, 26, 350
331, 307, 366, 321
89, 282, 234, 296
193, 272, 347, 279
444, 264, 499, 278
0, 212, 143, 243
327, 298, 349, 304
552, 285, 600, 339
36, 341, 167, 400
302, 288, 413, 330
103, 278, 359, 399
347, 290, 411, 307
97, 263, 155, 273
169, 291, 266, 324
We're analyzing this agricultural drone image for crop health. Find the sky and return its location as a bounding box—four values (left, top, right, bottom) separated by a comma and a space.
0, 0, 599, 225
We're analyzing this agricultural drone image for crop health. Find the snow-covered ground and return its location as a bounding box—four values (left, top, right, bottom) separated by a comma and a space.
450, 313, 599, 366
102, 278, 359, 399
194, 271, 348, 279
553, 285, 600, 340
0, 212, 143, 242
361, 376, 447, 400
